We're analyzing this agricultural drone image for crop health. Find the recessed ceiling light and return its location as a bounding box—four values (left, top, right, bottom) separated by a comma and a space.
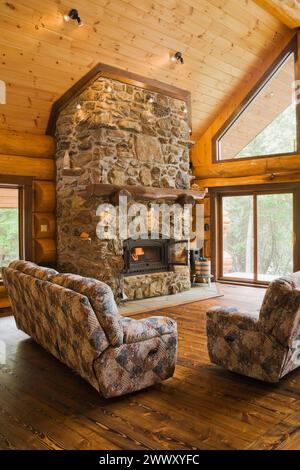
76, 103, 82, 109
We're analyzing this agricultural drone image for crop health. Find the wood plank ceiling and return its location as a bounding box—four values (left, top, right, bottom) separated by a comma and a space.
0, 0, 288, 139
254, 0, 300, 29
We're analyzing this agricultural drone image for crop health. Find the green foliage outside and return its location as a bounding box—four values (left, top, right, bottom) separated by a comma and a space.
223, 196, 253, 275
0, 209, 19, 270
237, 104, 297, 158
223, 194, 293, 277
257, 194, 293, 276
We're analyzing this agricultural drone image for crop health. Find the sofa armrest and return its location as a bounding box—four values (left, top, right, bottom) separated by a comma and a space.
207, 306, 259, 329
122, 316, 177, 344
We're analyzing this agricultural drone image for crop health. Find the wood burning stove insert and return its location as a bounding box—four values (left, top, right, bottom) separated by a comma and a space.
123, 237, 188, 275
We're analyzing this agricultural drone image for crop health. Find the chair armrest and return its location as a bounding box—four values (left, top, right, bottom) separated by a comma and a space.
207, 306, 259, 329
122, 316, 177, 344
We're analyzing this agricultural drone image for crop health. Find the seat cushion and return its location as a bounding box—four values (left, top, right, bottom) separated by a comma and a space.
122, 316, 177, 344
50, 273, 123, 347
8, 260, 58, 281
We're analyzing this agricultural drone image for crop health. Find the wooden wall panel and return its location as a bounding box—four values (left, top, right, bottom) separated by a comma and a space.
0, 131, 55, 158
194, 154, 300, 179
34, 213, 56, 239
195, 172, 300, 188
0, 154, 54, 180
34, 239, 56, 264
203, 197, 211, 259
33, 181, 56, 212
0, 132, 56, 310
0, 286, 6, 298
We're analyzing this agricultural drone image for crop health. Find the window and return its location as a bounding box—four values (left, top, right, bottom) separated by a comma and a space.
0, 176, 32, 282
218, 188, 297, 284
214, 38, 299, 161
0, 187, 19, 269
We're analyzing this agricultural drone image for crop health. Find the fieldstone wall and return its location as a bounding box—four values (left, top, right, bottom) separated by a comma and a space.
123, 267, 191, 301
55, 75, 192, 302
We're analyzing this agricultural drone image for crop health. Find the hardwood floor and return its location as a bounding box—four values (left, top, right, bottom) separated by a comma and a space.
1, 284, 300, 450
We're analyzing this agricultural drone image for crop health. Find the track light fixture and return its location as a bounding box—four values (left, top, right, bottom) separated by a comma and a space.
64, 9, 84, 27
171, 51, 184, 64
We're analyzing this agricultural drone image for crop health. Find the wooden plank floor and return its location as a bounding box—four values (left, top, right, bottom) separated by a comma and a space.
1, 284, 300, 450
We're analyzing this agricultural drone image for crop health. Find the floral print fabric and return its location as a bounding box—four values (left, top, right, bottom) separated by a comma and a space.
50, 273, 123, 346
3, 261, 178, 397
3, 267, 109, 390
8, 260, 58, 280
122, 316, 177, 344
207, 273, 300, 383
94, 333, 178, 398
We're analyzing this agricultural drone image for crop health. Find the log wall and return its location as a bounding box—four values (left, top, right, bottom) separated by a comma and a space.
0, 132, 56, 309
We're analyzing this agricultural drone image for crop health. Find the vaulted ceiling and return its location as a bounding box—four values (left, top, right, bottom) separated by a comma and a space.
0, 0, 289, 139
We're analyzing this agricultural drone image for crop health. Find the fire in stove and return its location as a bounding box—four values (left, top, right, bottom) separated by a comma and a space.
131, 247, 145, 261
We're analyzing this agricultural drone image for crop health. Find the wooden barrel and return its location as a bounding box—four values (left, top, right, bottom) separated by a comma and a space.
194, 261, 202, 275
194, 260, 211, 276
201, 259, 211, 277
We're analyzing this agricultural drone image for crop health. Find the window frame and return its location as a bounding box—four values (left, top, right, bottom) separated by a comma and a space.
209, 183, 300, 287
212, 36, 300, 163
0, 175, 33, 285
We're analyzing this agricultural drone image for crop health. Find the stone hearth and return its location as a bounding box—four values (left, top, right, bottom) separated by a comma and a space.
55, 74, 193, 302
123, 267, 191, 301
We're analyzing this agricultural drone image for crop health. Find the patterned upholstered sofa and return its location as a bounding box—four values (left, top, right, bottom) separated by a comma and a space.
2, 260, 178, 398
207, 273, 300, 383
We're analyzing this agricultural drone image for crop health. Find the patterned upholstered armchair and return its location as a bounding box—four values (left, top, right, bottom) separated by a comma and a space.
2, 261, 177, 398
207, 273, 300, 382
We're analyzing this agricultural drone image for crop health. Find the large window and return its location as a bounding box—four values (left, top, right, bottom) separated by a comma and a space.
218, 188, 296, 284
0, 187, 19, 269
0, 177, 32, 282
214, 38, 299, 161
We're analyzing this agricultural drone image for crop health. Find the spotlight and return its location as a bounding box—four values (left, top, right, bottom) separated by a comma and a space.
76, 103, 81, 109
64, 9, 84, 27
106, 85, 112, 92
171, 51, 184, 64
146, 94, 154, 103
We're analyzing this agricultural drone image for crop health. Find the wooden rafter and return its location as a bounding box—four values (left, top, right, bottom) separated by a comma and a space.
254, 0, 300, 29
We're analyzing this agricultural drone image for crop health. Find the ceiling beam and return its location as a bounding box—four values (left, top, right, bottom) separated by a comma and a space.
254, 0, 300, 29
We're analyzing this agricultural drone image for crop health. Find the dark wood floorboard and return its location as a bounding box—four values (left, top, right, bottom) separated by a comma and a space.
1, 284, 300, 450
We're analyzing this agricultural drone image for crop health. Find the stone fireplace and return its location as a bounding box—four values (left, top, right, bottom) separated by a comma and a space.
55, 72, 195, 302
